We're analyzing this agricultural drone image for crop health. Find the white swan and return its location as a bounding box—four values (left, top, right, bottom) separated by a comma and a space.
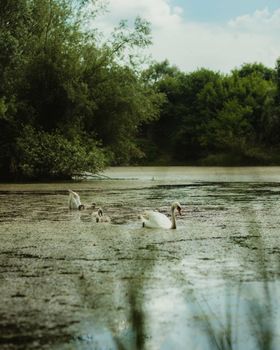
68, 189, 85, 210
95, 208, 111, 223
139, 201, 182, 229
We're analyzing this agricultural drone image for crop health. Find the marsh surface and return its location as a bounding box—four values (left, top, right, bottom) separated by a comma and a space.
1, 167, 280, 349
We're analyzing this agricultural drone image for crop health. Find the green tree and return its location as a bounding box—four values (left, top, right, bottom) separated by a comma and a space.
15, 126, 106, 179
260, 58, 280, 146
142, 61, 279, 165
0, 0, 163, 179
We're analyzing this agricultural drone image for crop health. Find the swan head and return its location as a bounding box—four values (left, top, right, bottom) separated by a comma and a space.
172, 201, 182, 215
78, 204, 85, 210
96, 208, 104, 222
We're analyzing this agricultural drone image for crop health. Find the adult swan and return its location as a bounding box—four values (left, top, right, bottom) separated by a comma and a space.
68, 189, 85, 210
139, 202, 182, 229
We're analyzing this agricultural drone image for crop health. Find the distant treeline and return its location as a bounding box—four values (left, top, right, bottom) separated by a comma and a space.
141, 60, 280, 166
1, 0, 280, 181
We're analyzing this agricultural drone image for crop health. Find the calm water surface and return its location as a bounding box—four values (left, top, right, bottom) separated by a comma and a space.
1, 167, 280, 349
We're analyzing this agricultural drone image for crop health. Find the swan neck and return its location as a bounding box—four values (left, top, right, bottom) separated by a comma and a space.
171, 207, 176, 229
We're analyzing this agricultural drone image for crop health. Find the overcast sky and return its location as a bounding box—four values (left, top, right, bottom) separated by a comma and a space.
94, 0, 280, 73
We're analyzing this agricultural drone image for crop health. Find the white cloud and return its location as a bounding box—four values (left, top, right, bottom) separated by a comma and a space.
93, 1, 280, 73
228, 8, 280, 33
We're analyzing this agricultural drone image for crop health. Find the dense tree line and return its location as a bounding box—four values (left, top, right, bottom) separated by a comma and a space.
140, 60, 280, 165
1, 0, 280, 180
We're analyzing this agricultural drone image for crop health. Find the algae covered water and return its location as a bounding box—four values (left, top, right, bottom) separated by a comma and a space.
1, 167, 280, 349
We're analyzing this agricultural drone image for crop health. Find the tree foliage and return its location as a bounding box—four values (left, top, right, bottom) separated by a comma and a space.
16, 126, 106, 179
1, 1, 280, 180
0, 0, 162, 180
140, 61, 280, 165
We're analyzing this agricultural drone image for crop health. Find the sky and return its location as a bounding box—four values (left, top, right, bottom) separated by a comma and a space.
94, 0, 280, 73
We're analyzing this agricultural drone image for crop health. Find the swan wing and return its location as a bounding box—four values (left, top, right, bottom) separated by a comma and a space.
100, 216, 111, 223
143, 210, 172, 229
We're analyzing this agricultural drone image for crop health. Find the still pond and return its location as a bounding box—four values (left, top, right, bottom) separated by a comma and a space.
1, 167, 280, 349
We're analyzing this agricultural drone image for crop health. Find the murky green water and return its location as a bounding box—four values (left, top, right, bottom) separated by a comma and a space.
1, 167, 280, 349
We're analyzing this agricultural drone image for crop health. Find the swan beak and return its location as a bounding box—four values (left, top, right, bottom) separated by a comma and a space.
178, 207, 182, 215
